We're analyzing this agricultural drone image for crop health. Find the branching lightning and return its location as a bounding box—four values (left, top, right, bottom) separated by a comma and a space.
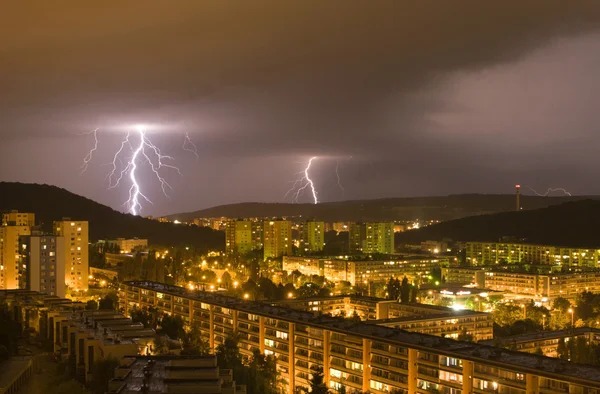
285, 157, 319, 204
80, 128, 99, 173
183, 132, 199, 159
81, 125, 186, 215
527, 187, 572, 197
335, 161, 344, 196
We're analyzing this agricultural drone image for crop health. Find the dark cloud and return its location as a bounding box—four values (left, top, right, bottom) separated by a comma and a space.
1, 1, 600, 214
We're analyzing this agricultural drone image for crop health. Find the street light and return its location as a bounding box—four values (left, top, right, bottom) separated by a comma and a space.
568, 308, 574, 327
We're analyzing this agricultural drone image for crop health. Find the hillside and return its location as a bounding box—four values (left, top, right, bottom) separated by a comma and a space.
395, 199, 600, 248
168, 194, 598, 222
0, 182, 224, 251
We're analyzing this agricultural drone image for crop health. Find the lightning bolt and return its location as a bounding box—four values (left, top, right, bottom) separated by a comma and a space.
335, 161, 345, 196
285, 157, 318, 204
182, 132, 199, 159
82, 125, 182, 215
80, 128, 99, 173
527, 187, 572, 197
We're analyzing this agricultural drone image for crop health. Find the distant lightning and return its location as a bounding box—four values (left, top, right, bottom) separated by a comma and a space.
527, 187, 572, 197
80, 128, 99, 173
285, 157, 319, 204
182, 132, 199, 159
82, 125, 184, 215
335, 161, 344, 196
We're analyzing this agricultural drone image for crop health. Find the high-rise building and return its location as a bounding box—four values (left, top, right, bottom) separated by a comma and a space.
20, 234, 66, 297
349, 222, 394, 254
299, 221, 325, 255
263, 220, 292, 261
251, 220, 264, 250
54, 219, 89, 291
225, 219, 253, 256
2, 211, 35, 227
0, 225, 31, 289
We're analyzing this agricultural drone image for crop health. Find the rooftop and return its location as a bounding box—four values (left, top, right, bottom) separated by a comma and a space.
124, 281, 600, 386
480, 327, 600, 346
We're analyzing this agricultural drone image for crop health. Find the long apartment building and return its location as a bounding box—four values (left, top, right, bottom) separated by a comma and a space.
283, 256, 449, 286
121, 281, 600, 394
446, 267, 600, 301
466, 242, 600, 268
277, 296, 493, 342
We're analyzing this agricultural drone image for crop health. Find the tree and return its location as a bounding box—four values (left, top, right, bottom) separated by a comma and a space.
549, 311, 570, 331
386, 277, 401, 300
221, 271, 232, 288
552, 297, 571, 312
99, 292, 118, 310
400, 276, 411, 303
492, 304, 522, 327
309, 366, 329, 394
216, 334, 243, 371
89, 358, 119, 394
159, 314, 185, 340
248, 349, 284, 394
181, 323, 210, 355
85, 300, 98, 310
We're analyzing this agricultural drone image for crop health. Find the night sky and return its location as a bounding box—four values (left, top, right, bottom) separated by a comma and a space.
2, 1, 600, 216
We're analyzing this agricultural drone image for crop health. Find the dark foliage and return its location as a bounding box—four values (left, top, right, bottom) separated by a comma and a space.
0, 182, 224, 250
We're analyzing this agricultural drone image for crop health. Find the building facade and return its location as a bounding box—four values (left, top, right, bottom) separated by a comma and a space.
349, 223, 394, 254
1, 211, 35, 227
299, 221, 325, 255
0, 224, 31, 290
20, 234, 66, 297
466, 242, 600, 268
120, 281, 600, 394
53, 219, 89, 291
225, 220, 253, 256
263, 220, 292, 261
109, 238, 148, 253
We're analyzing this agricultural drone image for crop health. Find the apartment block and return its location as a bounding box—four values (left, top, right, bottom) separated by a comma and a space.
121, 281, 600, 394
54, 219, 89, 291
109, 238, 148, 253
348, 222, 394, 254
466, 242, 600, 268
263, 220, 292, 261
1, 211, 35, 227
299, 221, 325, 255
283, 256, 449, 286
225, 219, 253, 256
106, 356, 247, 394
20, 234, 66, 297
0, 224, 31, 290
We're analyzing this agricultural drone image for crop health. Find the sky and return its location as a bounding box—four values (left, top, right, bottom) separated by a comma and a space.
2, 1, 600, 216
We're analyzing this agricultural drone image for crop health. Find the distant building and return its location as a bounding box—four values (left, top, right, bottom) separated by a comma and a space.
20, 234, 66, 297
106, 356, 246, 394
466, 241, 600, 267
349, 222, 394, 254
1, 210, 35, 227
299, 220, 325, 255
225, 219, 253, 256
283, 255, 449, 286
109, 238, 148, 253
263, 220, 292, 261
54, 219, 89, 291
0, 224, 31, 289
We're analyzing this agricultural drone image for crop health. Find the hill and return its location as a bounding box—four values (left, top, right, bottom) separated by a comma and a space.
395, 199, 600, 248
0, 182, 224, 251
168, 194, 598, 223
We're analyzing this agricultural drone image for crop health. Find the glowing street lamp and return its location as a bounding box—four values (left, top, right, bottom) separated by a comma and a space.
244, 293, 250, 300
568, 308, 574, 327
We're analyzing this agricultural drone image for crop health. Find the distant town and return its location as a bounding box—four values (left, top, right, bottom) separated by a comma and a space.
2, 205, 600, 394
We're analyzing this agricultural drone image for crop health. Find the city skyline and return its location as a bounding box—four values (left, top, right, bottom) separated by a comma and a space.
3, 2, 600, 216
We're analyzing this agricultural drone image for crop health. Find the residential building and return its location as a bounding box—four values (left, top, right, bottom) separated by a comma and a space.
349, 222, 394, 254
19, 234, 66, 297
466, 241, 600, 268
106, 356, 247, 394
277, 296, 494, 342
0, 224, 31, 290
121, 281, 600, 394
225, 219, 253, 256
263, 220, 292, 261
446, 267, 486, 287
283, 256, 449, 286
480, 327, 600, 358
299, 221, 325, 255
53, 219, 89, 291
1, 210, 35, 227
109, 238, 148, 253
